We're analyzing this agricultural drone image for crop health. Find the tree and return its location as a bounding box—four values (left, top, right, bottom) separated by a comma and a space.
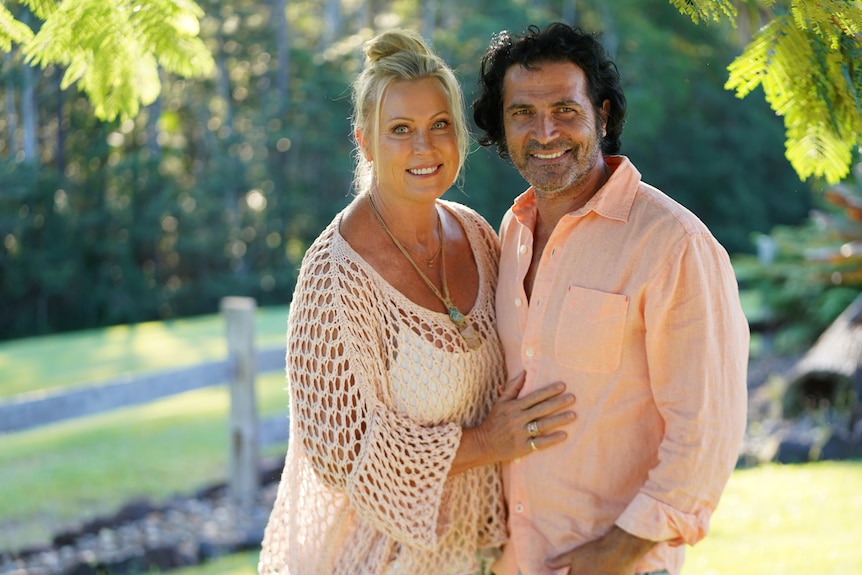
671, 0, 862, 184
0, 0, 215, 121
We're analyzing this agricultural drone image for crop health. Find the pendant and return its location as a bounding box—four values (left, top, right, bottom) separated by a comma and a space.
448, 306, 465, 323
447, 305, 481, 350
458, 323, 482, 350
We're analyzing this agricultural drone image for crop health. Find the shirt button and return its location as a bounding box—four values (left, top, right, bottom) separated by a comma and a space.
525, 347, 535, 358
519, 244, 527, 255
514, 297, 522, 307
515, 503, 524, 513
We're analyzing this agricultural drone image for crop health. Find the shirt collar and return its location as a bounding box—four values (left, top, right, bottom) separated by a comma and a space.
511, 155, 641, 225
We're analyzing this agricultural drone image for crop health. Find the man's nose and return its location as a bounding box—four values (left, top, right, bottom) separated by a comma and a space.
533, 113, 559, 143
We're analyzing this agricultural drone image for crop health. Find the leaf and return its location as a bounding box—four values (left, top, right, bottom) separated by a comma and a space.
668, 0, 737, 25
785, 121, 853, 183
22, 0, 214, 121
725, 11, 862, 183
0, 4, 35, 52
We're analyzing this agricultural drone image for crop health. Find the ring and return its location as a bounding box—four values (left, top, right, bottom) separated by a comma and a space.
527, 420, 539, 437
529, 438, 538, 451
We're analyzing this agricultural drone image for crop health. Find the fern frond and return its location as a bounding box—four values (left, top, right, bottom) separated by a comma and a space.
20, 0, 59, 21
727, 11, 862, 183
668, 0, 737, 25
785, 120, 854, 183
0, 5, 35, 52
791, 0, 862, 49
725, 18, 779, 98
22, 0, 213, 121
130, 0, 213, 77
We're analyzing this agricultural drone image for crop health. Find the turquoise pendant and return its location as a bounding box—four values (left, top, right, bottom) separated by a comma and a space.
448, 306, 464, 324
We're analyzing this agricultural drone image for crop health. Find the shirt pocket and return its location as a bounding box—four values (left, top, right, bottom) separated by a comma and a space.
554, 285, 629, 373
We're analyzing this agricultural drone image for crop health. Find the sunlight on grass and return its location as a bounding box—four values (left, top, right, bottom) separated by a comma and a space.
0, 371, 290, 552
0, 305, 289, 398
172, 551, 260, 575
686, 461, 862, 574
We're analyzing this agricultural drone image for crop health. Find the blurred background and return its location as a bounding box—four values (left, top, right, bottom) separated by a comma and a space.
1, 0, 861, 573
3, 0, 855, 343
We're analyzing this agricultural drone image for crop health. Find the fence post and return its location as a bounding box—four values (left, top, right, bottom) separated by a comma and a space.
221, 296, 260, 517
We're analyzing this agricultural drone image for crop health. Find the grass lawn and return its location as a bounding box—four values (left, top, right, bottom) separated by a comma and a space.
0, 306, 292, 551
0, 305, 291, 399
685, 461, 862, 574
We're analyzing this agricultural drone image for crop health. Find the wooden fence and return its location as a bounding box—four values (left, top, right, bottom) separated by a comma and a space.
0, 296, 287, 516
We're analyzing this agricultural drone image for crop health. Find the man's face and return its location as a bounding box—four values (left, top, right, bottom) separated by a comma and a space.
502, 61, 608, 197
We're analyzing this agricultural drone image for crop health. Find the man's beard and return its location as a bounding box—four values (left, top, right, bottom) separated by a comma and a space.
513, 124, 605, 198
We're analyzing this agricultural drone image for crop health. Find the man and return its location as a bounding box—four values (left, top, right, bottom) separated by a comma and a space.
472, 23, 749, 575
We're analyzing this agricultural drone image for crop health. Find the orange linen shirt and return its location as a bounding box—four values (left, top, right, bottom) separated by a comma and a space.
493, 156, 749, 575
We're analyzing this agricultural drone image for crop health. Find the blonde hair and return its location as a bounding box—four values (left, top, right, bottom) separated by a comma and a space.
350, 29, 469, 195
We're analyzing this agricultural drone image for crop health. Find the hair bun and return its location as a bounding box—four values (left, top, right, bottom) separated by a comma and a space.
363, 29, 433, 64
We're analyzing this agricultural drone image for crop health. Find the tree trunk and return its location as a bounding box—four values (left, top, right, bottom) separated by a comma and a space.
21, 56, 37, 163
561, 0, 576, 25
54, 69, 65, 174
273, 0, 290, 108
4, 53, 18, 158
600, 3, 618, 59
321, 0, 341, 49
785, 292, 862, 419
145, 69, 163, 160
421, 0, 438, 43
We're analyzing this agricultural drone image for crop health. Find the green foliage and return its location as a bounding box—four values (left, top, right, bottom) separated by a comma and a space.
4, 0, 215, 121
717, 2, 862, 184
733, 168, 862, 353
618, 1, 809, 254
0, 3, 33, 51
669, 0, 738, 24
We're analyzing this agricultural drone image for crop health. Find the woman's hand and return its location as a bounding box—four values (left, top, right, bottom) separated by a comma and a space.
450, 373, 576, 475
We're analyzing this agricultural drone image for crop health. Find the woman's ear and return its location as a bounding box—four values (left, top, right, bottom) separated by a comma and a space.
355, 129, 373, 162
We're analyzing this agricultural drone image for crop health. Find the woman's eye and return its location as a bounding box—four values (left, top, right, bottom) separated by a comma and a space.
432, 120, 450, 129
393, 125, 409, 134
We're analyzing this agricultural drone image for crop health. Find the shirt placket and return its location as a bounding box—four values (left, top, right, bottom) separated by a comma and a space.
511, 222, 567, 570
507, 223, 533, 563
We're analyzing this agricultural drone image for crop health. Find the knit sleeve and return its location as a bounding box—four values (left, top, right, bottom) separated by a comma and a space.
287, 242, 463, 550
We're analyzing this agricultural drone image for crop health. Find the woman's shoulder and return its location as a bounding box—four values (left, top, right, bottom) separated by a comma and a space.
440, 200, 497, 237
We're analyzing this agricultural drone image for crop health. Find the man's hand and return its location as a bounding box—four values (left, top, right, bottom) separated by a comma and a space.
545, 526, 656, 575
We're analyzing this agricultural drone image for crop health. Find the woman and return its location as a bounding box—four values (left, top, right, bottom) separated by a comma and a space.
258, 29, 575, 575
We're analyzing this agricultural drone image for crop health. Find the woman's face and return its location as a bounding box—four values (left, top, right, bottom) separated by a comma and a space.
362, 76, 460, 204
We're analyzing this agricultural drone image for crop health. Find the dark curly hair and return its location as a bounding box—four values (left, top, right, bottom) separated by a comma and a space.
472, 22, 626, 159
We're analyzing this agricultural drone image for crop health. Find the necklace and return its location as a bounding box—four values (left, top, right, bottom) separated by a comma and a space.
367, 194, 481, 349
412, 241, 442, 267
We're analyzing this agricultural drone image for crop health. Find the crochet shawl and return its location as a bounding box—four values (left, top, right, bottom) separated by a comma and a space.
259, 201, 507, 575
